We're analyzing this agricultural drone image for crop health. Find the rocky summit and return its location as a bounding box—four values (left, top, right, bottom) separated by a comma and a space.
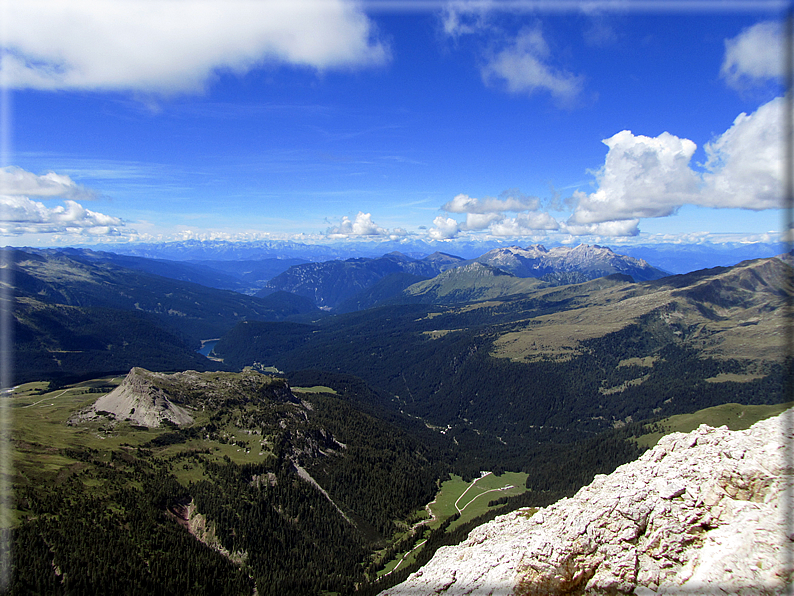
381, 410, 793, 595
74, 367, 195, 428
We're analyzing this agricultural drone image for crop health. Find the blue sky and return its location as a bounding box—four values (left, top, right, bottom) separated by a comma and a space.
0, 0, 789, 250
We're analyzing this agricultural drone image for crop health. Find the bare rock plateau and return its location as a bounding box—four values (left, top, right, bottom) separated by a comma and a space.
381, 410, 793, 595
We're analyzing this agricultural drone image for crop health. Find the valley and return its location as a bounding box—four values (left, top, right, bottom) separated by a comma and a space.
4, 243, 790, 595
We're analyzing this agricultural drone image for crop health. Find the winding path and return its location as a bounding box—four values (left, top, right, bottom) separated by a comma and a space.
22, 388, 72, 408
454, 472, 516, 513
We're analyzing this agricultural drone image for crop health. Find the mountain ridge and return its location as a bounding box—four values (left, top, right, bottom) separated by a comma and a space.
104, 238, 785, 273
262, 244, 667, 310
472, 243, 667, 282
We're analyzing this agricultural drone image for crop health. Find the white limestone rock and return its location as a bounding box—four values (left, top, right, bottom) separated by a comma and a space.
380, 411, 793, 595
77, 367, 194, 428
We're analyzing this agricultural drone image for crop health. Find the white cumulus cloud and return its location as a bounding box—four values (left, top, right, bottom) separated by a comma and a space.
481, 27, 583, 103
489, 211, 560, 236
567, 96, 785, 236
0, 196, 125, 236
569, 130, 700, 226
701, 96, 783, 210
326, 211, 388, 236
0, 165, 99, 200
721, 21, 783, 90
1, 0, 389, 94
463, 212, 503, 230
439, 189, 562, 237
428, 215, 461, 240
562, 219, 639, 237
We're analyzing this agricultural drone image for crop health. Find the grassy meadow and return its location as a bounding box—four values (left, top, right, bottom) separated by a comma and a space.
635, 401, 794, 449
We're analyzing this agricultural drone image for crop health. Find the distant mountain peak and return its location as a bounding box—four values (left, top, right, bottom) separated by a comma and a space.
438, 261, 512, 279
474, 243, 666, 283
422, 251, 465, 263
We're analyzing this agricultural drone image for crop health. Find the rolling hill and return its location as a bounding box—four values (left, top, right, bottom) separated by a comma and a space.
398, 262, 546, 305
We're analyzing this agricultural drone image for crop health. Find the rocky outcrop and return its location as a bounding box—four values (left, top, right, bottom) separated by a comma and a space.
74, 367, 194, 428
70, 366, 299, 428
381, 411, 793, 595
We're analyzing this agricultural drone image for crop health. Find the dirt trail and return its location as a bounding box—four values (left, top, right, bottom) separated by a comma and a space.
22, 388, 72, 408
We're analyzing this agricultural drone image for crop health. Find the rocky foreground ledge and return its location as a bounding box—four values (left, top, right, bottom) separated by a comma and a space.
381, 411, 793, 595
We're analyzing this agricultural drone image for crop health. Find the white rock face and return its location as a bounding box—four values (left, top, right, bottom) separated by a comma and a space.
89, 367, 194, 427
381, 412, 793, 595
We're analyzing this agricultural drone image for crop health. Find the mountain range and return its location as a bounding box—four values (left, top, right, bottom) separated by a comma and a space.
107, 238, 785, 274
260, 244, 668, 309
6, 247, 317, 383
6, 240, 791, 595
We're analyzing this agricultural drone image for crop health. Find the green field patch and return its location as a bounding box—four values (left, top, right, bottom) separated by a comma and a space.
422, 330, 457, 340
375, 470, 530, 578
15, 451, 77, 484
617, 356, 657, 368
156, 438, 210, 457
210, 441, 268, 465
429, 472, 528, 529
82, 476, 105, 488
425, 474, 469, 524
292, 386, 337, 394
599, 375, 650, 395
635, 401, 794, 449
377, 536, 429, 579
9, 381, 50, 396
704, 372, 765, 384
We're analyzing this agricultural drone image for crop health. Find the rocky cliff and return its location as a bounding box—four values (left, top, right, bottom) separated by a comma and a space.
381, 411, 793, 595
83, 367, 195, 427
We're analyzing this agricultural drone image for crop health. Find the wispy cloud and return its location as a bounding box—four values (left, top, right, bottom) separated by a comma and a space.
440, 0, 495, 38
720, 20, 783, 91
326, 211, 409, 238
480, 27, 584, 103
440, 2, 584, 104
1, 0, 390, 95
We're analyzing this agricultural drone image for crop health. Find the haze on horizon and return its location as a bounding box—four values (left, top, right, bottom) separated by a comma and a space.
0, 0, 789, 252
